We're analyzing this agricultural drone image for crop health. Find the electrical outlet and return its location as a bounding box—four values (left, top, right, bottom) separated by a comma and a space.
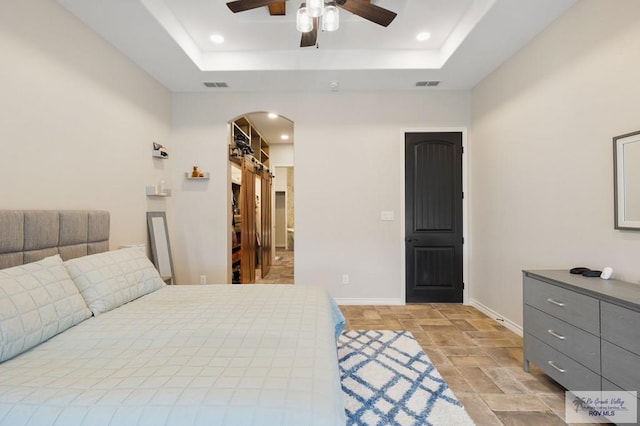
342, 274, 349, 285
199, 275, 207, 285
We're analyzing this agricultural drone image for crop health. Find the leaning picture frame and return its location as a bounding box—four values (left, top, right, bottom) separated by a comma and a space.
613, 130, 640, 230
147, 211, 175, 284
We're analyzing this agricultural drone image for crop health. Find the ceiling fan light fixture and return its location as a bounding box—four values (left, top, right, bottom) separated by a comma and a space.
307, 0, 324, 18
296, 5, 313, 33
322, 4, 339, 32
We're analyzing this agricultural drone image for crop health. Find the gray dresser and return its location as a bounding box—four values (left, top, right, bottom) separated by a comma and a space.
523, 270, 639, 421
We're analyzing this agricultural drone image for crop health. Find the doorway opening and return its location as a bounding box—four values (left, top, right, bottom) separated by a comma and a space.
228, 111, 294, 284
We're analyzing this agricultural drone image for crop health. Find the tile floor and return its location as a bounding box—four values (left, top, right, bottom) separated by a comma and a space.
255, 248, 294, 284
256, 253, 606, 425
339, 304, 608, 426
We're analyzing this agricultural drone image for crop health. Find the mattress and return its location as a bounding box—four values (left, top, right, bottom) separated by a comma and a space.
0, 285, 346, 426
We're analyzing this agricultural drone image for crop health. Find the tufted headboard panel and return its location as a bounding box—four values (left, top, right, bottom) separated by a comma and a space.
0, 210, 109, 269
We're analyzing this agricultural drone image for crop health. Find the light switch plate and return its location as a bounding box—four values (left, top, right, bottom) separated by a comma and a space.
381, 211, 394, 221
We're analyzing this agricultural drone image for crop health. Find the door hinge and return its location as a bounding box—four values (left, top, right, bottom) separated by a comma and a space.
463, 282, 465, 289
461, 146, 464, 154
462, 191, 464, 199
462, 237, 464, 244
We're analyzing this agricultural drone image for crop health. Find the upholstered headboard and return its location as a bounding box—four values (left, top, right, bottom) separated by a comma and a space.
0, 210, 109, 269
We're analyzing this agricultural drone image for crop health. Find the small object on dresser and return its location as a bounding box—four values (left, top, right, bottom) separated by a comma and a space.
601, 267, 613, 279
570, 267, 590, 274
582, 270, 602, 277
192, 166, 200, 177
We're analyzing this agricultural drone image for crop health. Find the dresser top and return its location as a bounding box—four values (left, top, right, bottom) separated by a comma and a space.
524, 270, 640, 311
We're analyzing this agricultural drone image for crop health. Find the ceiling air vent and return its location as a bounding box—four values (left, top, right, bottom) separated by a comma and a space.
415, 81, 440, 87
203, 82, 229, 88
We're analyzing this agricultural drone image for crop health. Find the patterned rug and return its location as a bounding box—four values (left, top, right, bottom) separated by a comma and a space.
338, 330, 475, 426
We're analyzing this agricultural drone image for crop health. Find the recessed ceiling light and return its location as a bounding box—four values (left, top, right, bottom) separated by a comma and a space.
210, 34, 224, 44
416, 32, 431, 42
268, 112, 278, 119
280, 134, 290, 140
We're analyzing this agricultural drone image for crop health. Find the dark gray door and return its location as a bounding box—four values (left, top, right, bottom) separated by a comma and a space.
405, 132, 463, 303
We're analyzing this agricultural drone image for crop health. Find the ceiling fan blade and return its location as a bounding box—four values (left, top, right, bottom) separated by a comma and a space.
300, 17, 318, 47
337, 0, 397, 27
227, 0, 286, 13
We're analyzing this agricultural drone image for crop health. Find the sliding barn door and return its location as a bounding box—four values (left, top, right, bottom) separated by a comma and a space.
260, 172, 272, 278
240, 158, 256, 283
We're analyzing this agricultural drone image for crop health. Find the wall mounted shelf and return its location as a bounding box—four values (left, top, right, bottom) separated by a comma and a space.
146, 186, 171, 197
185, 172, 210, 180
152, 142, 168, 159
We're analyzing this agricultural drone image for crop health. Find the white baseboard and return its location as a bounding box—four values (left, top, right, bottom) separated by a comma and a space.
334, 298, 404, 306
467, 298, 523, 336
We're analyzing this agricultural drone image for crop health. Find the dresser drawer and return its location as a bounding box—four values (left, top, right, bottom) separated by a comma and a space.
524, 333, 601, 391
524, 305, 600, 373
602, 378, 640, 422
602, 340, 640, 393
601, 301, 640, 355
524, 276, 600, 335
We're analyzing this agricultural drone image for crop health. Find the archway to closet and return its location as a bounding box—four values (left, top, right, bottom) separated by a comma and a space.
228, 111, 294, 284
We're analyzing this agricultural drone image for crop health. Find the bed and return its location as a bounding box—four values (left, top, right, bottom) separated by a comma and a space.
0, 211, 346, 425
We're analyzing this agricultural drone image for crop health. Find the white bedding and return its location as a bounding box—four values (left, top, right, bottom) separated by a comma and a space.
0, 285, 346, 426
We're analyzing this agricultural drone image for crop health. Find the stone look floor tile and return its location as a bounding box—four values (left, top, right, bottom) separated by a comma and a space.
450, 355, 500, 367
255, 248, 294, 284
457, 366, 504, 394
482, 367, 531, 394
495, 411, 568, 426
457, 393, 505, 426
337, 304, 569, 424
480, 394, 550, 412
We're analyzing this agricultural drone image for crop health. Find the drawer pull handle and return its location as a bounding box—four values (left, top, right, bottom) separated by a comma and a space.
547, 329, 566, 340
548, 360, 565, 373
546, 298, 565, 307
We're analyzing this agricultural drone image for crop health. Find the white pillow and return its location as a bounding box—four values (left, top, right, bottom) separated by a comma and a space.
0, 255, 91, 363
65, 247, 165, 315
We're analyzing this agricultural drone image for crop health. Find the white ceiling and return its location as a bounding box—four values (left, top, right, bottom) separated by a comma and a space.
56, 0, 576, 146
58, 0, 576, 93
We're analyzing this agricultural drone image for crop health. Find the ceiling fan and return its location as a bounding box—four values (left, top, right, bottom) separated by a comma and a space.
226, 0, 397, 47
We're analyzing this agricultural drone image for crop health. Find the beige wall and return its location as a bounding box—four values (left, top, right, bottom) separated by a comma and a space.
470, 0, 640, 328
11, 0, 639, 327
0, 1, 172, 249
171, 91, 471, 299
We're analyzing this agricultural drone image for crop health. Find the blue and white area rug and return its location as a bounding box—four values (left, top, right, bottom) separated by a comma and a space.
338, 330, 475, 426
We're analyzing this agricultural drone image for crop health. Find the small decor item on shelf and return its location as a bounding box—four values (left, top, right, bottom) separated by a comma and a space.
191, 166, 200, 177
153, 142, 168, 158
